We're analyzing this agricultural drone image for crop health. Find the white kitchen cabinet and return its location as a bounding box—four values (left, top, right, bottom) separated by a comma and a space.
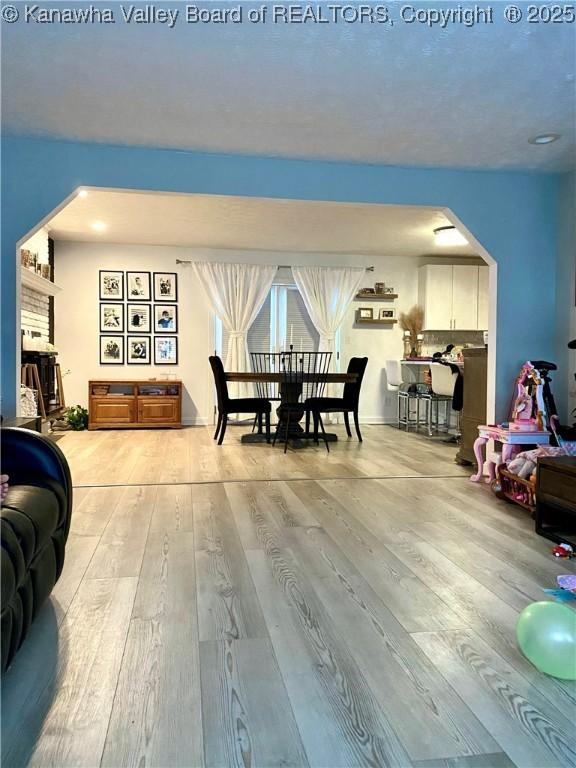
477, 266, 489, 330
419, 264, 489, 331
452, 265, 478, 330
418, 265, 453, 330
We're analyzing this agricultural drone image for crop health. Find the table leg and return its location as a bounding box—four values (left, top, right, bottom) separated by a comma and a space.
470, 435, 488, 482
502, 443, 518, 464
486, 459, 498, 484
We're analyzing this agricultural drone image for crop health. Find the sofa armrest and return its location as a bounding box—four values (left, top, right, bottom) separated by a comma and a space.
0, 428, 72, 540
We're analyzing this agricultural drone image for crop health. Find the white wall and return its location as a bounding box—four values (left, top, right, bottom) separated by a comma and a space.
55, 241, 213, 424
21, 227, 50, 265
54, 241, 484, 425
341, 258, 418, 423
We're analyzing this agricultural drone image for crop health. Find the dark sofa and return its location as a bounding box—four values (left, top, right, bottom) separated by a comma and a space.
1, 428, 72, 672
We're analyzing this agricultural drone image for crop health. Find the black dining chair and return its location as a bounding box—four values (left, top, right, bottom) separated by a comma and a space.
249, 351, 284, 434
272, 351, 332, 454
209, 356, 271, 445
305, 357, 368, 442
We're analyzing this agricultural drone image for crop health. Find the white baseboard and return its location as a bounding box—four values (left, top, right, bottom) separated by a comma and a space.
182, 416, 210, 426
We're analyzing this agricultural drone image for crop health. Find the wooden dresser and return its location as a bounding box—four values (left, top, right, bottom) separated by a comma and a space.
455, 346, 487, 465
88, 379, 182, 429
535, 456, 576, 546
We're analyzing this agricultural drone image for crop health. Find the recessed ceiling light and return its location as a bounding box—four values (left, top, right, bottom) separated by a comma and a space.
528, 133, 561, 145
77, 189, 88, 198
433, 226, 468, 247
91, 220, 107, 233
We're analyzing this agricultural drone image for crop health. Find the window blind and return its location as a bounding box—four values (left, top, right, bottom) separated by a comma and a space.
285, 287, 319, 352
216, 279, 323, 360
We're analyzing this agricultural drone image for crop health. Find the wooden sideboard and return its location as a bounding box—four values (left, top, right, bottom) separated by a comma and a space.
455, 346, 487, 465
88, 379, 182, 429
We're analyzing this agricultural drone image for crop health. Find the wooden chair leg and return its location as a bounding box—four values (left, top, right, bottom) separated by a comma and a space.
30, 364, 46, 419
353, 410, 362, 442
55, 364, 65, 409
305, 410, 310, 435
313, 411, 320, 444
343, 411, 352, 437
218, 414, 228, 445
317, 413, 330, 453
265, 411, 271, 443
214, 412, 222, 440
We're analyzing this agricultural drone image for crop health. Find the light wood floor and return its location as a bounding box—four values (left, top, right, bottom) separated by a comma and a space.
2, 427, 575, 768
59, 424, 470, 486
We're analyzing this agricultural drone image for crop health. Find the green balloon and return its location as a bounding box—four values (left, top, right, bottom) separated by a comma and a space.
517, 601, 576, 680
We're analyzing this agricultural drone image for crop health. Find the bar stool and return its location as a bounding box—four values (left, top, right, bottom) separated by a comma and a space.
421, 363, 458, 436
385, 360, 423, 430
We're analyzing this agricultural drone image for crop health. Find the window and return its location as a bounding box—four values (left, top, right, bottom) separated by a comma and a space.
215, 279, 333, 362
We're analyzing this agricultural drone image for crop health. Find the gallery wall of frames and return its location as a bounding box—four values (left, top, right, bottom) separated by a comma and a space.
99, 270, 178, 365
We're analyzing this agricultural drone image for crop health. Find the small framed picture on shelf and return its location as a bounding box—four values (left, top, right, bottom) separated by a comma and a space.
379, 308, 396, 320
154, 304, 177, 332
126, 271, 151, 301
99, 270, 124, 301
100, 303, 124, 332
127, 335, 151, 364
127, 303, 151, 333
154, 335, 178, 364
374, 282, 385, 294
153, 272, 178, 302
358, 308, 373, 319
100, 335, 124, 364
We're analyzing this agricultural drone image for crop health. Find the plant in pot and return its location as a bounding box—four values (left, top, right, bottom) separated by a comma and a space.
65, 405, 89, 431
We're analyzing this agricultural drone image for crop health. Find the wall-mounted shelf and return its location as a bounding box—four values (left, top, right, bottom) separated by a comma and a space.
21, 269, 62, 296
355, 292, 398, 300
355, 317, 398, 326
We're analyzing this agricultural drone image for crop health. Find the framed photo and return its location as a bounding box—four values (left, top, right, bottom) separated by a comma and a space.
358, 307, 373, 319
99, 270, 124, 301
127, 303, 151, 333
154, 304, 178, 332
153, 272, 177, 302
100, 335, 124, 364
154, 335, 178, 365
100, 303, 124, 332
127, 335, 151, 364
127, 271, 151, 301
379, 308, 396, 320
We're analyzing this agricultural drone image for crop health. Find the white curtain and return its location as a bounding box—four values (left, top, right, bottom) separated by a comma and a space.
193, 261, 276, 397
292, 265, 365, 368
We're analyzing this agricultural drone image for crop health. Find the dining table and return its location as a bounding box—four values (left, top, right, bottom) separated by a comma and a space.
225, 370, 358, 445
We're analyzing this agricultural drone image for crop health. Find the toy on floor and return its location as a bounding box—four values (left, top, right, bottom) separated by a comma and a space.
542, 575, 576, 604
557, 574, 576, 592
516, 601, 576, 680
506, 455, 537, 479
552, 543, 574, 558
543, 589, 576, 603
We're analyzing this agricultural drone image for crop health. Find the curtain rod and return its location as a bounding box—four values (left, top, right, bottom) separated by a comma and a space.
175, 259, 374, 271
